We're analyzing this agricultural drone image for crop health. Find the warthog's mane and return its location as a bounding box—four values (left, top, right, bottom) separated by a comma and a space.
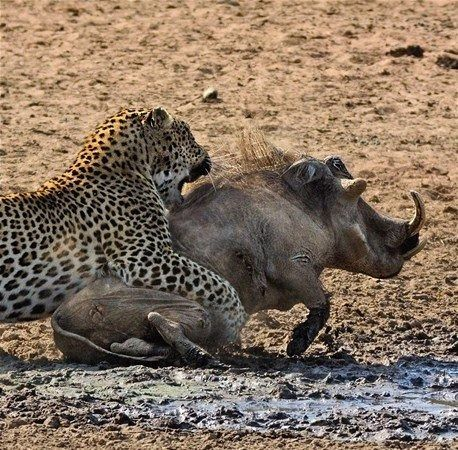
180, 129, 298, 208
212, 128, 296, 179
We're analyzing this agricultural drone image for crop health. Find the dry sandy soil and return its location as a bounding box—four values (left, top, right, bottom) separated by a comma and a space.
0, 0, 457, 448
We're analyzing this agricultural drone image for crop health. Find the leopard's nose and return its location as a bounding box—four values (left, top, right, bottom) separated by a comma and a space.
189, 156, 212, 181
200, 156, 212, 174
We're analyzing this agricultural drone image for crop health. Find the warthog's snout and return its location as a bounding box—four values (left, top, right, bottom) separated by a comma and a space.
401, 191, 427, 260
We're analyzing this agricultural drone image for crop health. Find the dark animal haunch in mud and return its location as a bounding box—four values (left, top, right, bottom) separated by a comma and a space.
53, 140, 426, 365
52, 277, 212, 366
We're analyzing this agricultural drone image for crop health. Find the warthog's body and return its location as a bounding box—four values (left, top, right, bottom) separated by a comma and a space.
53, 144, 426, 366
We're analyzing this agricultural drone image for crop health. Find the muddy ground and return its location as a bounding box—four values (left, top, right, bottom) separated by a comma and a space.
0, 0, 457, 448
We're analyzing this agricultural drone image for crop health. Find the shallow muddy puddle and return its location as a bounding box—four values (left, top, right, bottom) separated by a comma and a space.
1, 354, 456, 443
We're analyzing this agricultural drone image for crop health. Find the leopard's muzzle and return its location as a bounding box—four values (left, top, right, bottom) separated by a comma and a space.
189, 156, 212, 182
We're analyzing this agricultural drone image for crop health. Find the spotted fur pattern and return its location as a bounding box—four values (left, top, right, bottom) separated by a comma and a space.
0, 107, 247, 342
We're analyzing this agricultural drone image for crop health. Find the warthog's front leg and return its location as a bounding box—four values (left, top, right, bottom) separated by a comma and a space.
286, 298, 330, 357
273, 257, 331, 356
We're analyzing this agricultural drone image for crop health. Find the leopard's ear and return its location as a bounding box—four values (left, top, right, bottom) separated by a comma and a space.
144, 107, 173, 130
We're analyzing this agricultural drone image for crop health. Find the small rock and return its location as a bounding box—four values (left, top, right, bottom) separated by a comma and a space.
307, 389, 323, 399
44, 416, 61, 429
443, 206, 458, 216
275, 383, 297, 399
114, 412, 134, 425
202, 87, 219, 102
387, 45, 424, 58
414, 331, 430, 340
217, 406, 243, 419
246, 419, 262, 427
243, 109, 254, 118
310, 418, 329, 426
218, 0, 240, 5
447, 341, 458, 355
436, 54, 458, 70
6, 418, 28, 429
365, 374, 378, 383
87, 413, 102, 425
267, 411, 288, 420
410, 376, 424, 387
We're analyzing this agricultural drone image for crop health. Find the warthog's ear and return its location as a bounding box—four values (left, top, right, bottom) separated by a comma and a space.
282, 158, 329, 191
323, 155, 354, 179
144, 107, 173, 130
341, 178, 367, 199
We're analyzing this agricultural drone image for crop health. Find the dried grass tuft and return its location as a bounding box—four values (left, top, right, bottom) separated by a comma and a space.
213, 128, 296, 177
182, 128, 297, 196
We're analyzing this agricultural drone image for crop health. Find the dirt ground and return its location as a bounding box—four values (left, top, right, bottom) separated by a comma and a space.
0, 0, 457, 448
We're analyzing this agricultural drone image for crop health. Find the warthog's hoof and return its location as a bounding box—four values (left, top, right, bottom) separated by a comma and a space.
148, 311, 215, 367
183, 346, 228, 369
286, 335, 311, 357
183, 346, 213, 367
287, 307, 331, 357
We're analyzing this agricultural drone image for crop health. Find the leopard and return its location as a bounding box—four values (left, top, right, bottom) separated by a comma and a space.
0, 107, 248, 349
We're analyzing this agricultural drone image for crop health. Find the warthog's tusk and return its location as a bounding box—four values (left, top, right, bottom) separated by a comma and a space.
408, 191, 426, 236
403, 236, 428, 260
342, 178, 367, 199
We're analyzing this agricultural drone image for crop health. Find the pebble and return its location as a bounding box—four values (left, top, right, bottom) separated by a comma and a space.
410, 376, 424, 387
6, 418, 28, 429
114, 412, 134, 425
43, 416, 61, 429
202, 87, 219, 102
275, 385, 297, 399
436, 54, 458, 70
387, 45, 424, 58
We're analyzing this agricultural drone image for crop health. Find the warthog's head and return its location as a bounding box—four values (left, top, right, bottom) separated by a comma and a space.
282, 158, 426, 278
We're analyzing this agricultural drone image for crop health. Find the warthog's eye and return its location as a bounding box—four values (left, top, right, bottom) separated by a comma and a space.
291, 253, 311, 265
333, 160, 344, 171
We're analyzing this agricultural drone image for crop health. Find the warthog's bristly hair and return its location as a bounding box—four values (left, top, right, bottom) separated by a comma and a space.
236, 128, 296, 173
184, 128, 296, 197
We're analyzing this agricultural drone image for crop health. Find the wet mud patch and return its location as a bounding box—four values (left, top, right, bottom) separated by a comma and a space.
0, 354, 456, 443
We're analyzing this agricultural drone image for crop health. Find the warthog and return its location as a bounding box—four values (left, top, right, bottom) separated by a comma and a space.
52, 138, 426, 366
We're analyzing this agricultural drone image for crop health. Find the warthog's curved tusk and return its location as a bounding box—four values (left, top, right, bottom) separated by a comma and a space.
408, 191, 426, 236
403, 236, 428, 260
